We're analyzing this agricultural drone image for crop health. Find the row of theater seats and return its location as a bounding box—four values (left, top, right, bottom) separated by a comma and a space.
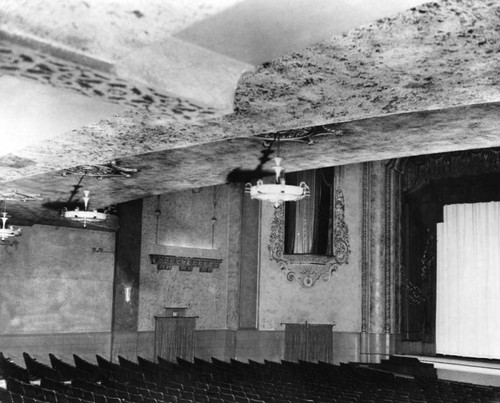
0, 352, 500, 403
364, 356, 438, 379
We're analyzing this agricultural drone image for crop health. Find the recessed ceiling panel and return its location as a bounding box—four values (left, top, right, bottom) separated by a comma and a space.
175, 0, 430, 64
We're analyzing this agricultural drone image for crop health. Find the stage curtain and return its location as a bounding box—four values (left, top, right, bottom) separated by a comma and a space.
155, 317, 196, 362
436, 202, 500, 359
284, 323, 333, 362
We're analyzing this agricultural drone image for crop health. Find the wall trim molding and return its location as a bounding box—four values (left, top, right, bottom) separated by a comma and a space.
384, 165, 393, 334
361, 163, 371, 333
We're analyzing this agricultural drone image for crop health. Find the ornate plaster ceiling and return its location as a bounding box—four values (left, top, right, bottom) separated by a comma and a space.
0, 0, 499, 229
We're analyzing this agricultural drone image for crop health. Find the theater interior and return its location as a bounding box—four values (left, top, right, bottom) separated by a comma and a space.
1, 0, 500, 401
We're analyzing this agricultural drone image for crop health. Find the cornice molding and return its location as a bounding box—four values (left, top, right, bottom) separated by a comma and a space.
149, 254, 222, 273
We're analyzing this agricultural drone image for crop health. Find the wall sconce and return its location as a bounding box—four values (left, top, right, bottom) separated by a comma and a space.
124, 286, 132, 303
92, 247, 114, 254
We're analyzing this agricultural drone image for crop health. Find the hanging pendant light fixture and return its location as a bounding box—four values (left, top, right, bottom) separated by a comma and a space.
62, 190, 108, 228
0, 190, 43, 244
59, 162, 136, 230
245, 135, 310, 208
0, 202, 22, 242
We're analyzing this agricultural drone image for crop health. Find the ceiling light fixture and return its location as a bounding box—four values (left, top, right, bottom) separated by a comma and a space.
0, 202, 22, 242
245, 135, 310, 208
62, 190, 108, 228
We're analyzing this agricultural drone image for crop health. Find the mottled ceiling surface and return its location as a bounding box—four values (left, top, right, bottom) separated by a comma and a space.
0, 0, 499, 230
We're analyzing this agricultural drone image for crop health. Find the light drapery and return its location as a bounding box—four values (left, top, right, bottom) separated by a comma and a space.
306, 324, 334, 363
155, 317, 196, 362
285, 169, 333, 255
284, 323, 333, 362
286, 170, 320, 254
436, 202, 500, 359
284, 323, 308, 362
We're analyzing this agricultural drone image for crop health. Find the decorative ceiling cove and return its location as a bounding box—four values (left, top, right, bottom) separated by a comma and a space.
0, 0, 500, 229
0, 42, 219, 116
0, 0, 243, 61
0, 0, 252, 111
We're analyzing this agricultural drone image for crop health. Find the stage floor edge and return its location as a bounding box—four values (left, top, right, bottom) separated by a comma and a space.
396, 354, 500, 387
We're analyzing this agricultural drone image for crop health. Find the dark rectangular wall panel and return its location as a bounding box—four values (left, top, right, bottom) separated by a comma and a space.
111, 199, 143, 359
238, 197, 260, 329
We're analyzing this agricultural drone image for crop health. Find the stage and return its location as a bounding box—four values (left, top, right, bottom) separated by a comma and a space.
398, 354, 500, 387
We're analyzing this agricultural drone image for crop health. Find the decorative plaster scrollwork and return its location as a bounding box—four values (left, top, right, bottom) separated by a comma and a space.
61, 161, 138, 179
361, 163, 370, 333
0, 190, 43, 202
401, 148, 500, 193
331, 189, 350, 265
285, 264, 337, 288
268, 188, 350, 288
253, 125, 344, 146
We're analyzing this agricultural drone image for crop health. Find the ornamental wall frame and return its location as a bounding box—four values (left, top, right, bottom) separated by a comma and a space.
268, 187, 351, 288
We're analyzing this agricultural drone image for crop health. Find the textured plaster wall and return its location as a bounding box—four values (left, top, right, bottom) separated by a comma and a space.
0, 224, 115, 334
138, 184, 242, 331
258, 163, 363, 332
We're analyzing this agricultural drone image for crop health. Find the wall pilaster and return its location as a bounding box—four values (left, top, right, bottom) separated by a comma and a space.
360, 161, 398, 363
